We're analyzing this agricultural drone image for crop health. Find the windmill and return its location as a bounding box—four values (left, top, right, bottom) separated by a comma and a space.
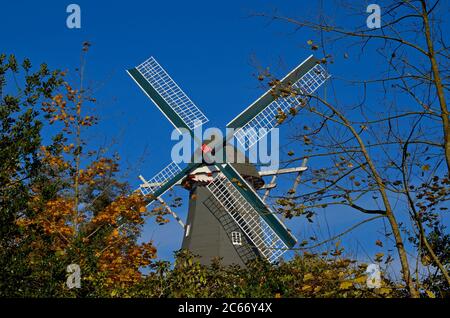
127, 55, 329, 266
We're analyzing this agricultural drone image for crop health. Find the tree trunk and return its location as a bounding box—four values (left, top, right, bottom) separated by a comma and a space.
317, 97, 420, 297
421, 0, 450, 174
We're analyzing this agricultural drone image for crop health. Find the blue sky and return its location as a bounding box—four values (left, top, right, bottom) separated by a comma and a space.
2, 1, 447, 278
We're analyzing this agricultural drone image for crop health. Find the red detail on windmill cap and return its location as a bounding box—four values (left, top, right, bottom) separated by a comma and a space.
201, 144, 212, 153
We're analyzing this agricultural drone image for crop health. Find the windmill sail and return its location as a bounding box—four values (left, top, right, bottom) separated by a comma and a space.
207, 164, 296, 263
127, 56, 209, 132
139, 162, 201, 203
227, 55, 330, 150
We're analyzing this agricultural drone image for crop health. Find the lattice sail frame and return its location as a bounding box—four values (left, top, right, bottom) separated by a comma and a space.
207, 172, 287, 263
234, 63, 330, 150
139, 161, 182, 197
135, 57, 209, 131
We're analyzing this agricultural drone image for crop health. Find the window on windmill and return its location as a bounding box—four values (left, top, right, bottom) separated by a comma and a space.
231, 231, 242, 246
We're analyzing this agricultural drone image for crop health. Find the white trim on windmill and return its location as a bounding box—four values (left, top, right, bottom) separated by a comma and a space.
185, 224, 191, 237
157, 197, 186, 229
289, 158, 309, 196
138, 175, 186, 229
262, 175, 277, 203
259, 166, 308, 177
260, 182, 277, 190
138, 162, 182, 197
260, 158, 309, 203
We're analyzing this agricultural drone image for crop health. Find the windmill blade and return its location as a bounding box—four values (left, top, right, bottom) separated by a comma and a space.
227, 55, 330, 150
139, 162, 200, 203
127, 56, 209, 132
206, 164, 296, 263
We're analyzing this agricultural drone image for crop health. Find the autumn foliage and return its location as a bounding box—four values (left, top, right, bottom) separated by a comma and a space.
0, 49, 158, 297
1, 40, 448, 298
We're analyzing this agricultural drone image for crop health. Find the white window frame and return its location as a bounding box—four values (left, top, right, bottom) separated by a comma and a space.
231, 231, 242, 246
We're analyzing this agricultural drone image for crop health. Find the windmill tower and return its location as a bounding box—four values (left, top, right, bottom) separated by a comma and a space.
127, 55, 329, 266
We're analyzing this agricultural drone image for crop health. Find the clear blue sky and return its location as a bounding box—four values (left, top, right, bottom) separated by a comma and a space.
2, 1, 446, 277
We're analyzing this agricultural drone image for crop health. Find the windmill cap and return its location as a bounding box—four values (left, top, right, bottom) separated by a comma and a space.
192, 138, 264, 189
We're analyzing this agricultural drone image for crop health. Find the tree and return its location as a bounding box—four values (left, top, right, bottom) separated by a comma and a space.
131, 249, 401, 298
253, 0, 449, 297
0, 53, 64, 295
0, 45, 159, 297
